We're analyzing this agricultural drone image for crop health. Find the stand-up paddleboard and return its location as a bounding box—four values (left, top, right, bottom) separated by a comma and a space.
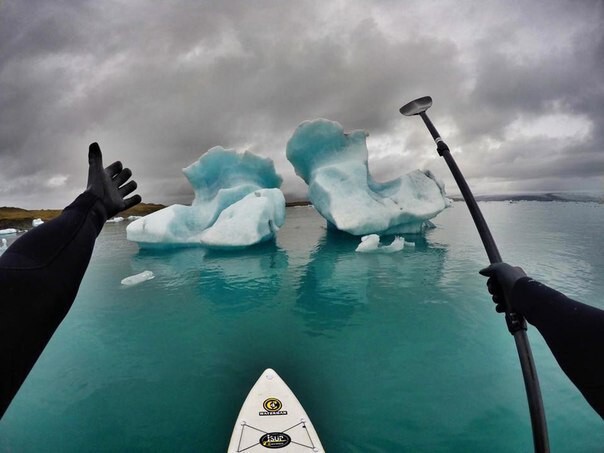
228, 368, 325, 452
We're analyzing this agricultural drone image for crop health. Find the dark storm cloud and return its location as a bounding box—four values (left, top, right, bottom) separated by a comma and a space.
1, 0, 602, 208
437, 0, 604, 193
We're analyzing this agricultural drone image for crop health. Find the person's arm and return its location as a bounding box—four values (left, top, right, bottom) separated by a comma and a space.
513, 277, 604, 418
481, 263, 604, 418
0, 143, 141, 418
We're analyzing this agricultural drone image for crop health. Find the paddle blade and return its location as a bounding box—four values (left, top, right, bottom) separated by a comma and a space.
400, 96, 433, 116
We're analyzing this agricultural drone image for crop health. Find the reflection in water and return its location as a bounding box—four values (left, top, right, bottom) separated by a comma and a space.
130, 246, 209, 292
295, 229, 448, 336
130, 241, 289, 312
201, 243, 289, 311
295, 230, 364, 334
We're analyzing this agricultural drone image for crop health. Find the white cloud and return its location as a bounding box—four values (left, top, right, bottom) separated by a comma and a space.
46, 175, 69, 188
504, 112, 592, 140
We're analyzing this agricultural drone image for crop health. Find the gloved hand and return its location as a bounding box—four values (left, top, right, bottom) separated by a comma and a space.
86, 142, 142, 219
479, 262, 527, 314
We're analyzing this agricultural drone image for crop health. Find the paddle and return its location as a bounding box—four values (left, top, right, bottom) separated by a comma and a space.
400, 96, 549, 452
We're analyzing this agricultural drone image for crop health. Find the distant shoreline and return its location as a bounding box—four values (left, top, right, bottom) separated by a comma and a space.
0, 203, 165, 231
2, 194, 600, 230
0, 201, 314, 231
285, 200, 311, 207
449, 192, 603, 203
0, 202, 313, 230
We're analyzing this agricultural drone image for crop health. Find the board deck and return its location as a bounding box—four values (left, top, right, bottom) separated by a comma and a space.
228, 368, 325, 452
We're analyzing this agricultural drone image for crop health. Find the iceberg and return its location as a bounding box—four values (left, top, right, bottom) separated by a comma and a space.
121, 270, 155, 286
106, 217, 124, 223
127, 147, 285, 249
355, 234, 405, 253
32, 218, 44, 227
0, 238, 7, 253
286, 119, 450, 235
0, 228, 17, 236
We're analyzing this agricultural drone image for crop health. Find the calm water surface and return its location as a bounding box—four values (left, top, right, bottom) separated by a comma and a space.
1, 201, 603, 452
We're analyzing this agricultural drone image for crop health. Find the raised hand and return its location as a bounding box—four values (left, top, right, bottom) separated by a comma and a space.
86, 142, 141, 219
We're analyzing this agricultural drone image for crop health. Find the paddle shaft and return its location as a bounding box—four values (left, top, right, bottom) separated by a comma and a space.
418, 111, 550, 453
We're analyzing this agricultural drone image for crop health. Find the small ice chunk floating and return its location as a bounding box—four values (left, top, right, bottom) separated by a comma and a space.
127, 147, 285, 249
286, 119, 450, 235
121, 270, 155, 286
355, 234, 405, 253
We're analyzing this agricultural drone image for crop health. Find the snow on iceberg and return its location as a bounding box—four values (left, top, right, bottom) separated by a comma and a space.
286, 119, 450, 235
127, 147, 285, 249
355, 234, 405, 253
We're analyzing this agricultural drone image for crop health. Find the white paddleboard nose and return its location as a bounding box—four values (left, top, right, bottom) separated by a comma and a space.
228, 368, 325, 452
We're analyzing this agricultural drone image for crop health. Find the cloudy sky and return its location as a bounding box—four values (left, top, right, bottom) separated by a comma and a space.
1, 0, 602, 209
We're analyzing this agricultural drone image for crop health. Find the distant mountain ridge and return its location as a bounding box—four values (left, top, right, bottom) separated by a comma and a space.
449, 192, 603, 203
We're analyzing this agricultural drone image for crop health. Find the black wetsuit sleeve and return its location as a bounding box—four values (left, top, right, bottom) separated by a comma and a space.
0, 191, 107, 418
513, 277, 604, 418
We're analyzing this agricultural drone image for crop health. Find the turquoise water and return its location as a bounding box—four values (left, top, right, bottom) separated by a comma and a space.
1, 201, 603, 452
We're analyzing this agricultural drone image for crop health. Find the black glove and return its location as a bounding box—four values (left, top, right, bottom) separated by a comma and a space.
86, 142, 142, 219
479, 263, 527, 314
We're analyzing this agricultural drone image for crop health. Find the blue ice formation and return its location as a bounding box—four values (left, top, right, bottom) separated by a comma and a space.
126, 147, 285, 248
286, 119, 450, 235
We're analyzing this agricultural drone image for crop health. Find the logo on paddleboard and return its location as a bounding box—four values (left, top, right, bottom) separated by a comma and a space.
259, 432, 291, 449
259, 398, 287, 416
